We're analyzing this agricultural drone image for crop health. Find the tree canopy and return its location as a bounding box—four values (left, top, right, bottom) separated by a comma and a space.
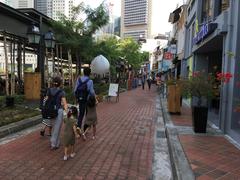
51, 3, 148, 74
51, 2, 109, 62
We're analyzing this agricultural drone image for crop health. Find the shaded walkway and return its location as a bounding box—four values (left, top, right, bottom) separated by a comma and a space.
0, 87, 157, 179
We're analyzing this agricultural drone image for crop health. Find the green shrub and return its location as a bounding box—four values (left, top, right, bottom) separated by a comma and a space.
0, 95, 25, 108
94, 83, 109, 95
0, 96, 4, 108
0, 106, 40, 127
13, 95, 25, 104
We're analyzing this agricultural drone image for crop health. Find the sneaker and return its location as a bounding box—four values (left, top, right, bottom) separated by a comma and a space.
63, 155, 68, 161
70, 153, 76, 158
40, 130, 45, 136
50, 146, 59, 150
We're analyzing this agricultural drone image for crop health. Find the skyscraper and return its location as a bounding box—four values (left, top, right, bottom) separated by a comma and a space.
12, 0, 34, 8
0, 0, 12, 6
0, 0, 34, 8
34, 0, 48, 16
121, 0, 152, 41
35, 0, 81, 21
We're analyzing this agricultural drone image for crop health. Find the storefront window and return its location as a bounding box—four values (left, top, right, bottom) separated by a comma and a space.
201, 0, 213, 22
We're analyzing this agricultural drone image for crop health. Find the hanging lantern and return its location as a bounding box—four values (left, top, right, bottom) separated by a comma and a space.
91, 55, 110, 74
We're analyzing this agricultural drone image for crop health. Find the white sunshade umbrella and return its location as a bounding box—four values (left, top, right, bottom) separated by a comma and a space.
91, 55, 110, 74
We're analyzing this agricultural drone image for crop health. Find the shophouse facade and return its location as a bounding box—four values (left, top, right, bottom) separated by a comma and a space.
168, 4, 187, 78
183, 0, 240, 143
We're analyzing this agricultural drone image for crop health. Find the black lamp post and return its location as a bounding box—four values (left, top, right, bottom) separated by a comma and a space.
27, 25, 41, 44
27, 24, 55, 108
44, 30, 56, 49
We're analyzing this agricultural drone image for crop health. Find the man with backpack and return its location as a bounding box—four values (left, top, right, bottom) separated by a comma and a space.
74, 67, 95, 133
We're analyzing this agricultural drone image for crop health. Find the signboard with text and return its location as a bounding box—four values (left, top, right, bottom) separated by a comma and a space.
108, 83, 119, 97
193, 23, 218, 45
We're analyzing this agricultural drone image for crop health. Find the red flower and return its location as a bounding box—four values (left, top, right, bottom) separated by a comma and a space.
217, 72, 224, 81
216, 72, 233, 83
225, 72, 233, 83
192, 71, 200, 77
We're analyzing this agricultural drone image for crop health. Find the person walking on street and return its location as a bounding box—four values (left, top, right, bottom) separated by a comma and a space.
147, 74, 152, 90
40, 89, 52, 137
44, 77, 68, 150
63, 106, 79, 161
74, 67, 95, 134
141, 73, 146, 90
82, 95, 98, 140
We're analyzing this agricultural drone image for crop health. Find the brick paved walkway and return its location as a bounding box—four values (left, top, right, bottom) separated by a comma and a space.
180, 135, 240, 180
0, 87, 157, 180
171, 105, 192, 127
170, 103, 240, 180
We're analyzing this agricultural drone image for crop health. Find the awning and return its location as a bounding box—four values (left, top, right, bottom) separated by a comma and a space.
168, 7, 182, 24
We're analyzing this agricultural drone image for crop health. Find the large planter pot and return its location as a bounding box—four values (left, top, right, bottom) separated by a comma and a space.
192, 106, 208, 133
167, 84, 181, 114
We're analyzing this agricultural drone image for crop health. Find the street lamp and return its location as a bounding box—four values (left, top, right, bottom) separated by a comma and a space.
26, 25, 56, 84
27, 25, 40, 44
44, 30, 56, 49
27, 25, 55, 48
26, 24, 55, 108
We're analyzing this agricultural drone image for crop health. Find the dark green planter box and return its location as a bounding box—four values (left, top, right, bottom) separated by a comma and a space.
192, 106, 208, 133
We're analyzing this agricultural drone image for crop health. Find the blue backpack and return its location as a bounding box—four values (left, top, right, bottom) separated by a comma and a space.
75, 78, 89, 102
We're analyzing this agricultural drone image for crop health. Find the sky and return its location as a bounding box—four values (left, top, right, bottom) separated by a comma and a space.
84, 0, 121, 16
85, 0, 185, 35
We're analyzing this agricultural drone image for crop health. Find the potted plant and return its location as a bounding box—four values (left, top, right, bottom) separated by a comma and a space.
180, 71, 216, 133
166, 79, 181, 114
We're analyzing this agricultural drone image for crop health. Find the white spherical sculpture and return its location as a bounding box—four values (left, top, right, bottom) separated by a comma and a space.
91, 55, 110, 74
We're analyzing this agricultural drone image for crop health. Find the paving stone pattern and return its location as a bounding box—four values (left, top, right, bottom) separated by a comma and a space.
171, 103, 240, 180
171, 105, 192, 127
0, 87, 156, 180
180, 135, 240, 180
